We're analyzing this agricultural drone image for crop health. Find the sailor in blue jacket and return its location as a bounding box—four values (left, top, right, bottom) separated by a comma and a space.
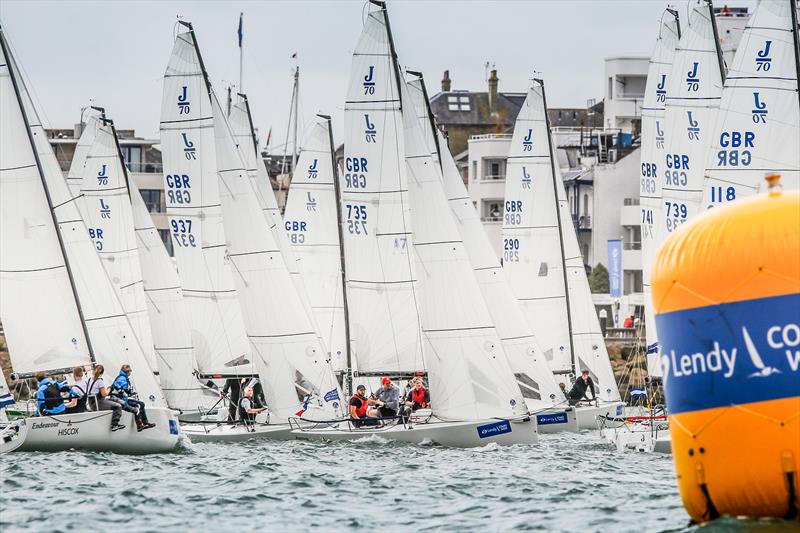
111, 365, 155, 431
35, 371, 71, 415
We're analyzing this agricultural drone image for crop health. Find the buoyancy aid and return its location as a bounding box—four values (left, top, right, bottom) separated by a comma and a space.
351, 394, 368, 418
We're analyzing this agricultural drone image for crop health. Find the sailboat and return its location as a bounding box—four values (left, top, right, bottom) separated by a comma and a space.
0, 25, 179, 454
501, 79, 623, 430
164, 22, 343, 442
701, 0, 800, 205
656, 0, 725, 243
405, 73, 577, 433
292, 1, 538, 447
640, 8, 681, 380
282, 116, 349, 375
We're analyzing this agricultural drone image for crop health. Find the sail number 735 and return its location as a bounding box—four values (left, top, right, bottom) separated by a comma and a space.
345, 204, 368, 235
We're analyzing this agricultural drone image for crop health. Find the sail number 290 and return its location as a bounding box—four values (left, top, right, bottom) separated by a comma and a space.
345, 204, 368, 235
171, 218, 196, 247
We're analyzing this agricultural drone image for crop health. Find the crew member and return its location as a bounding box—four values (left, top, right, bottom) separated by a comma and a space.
34, 372, 71, 416
374, 377, 400, 420
568, 369, 597, 406
86, 365, 126, 432
65, 366, 89, 414
112, 364, 155, 432
404, 378, 430, 412
222, 378, 244, 422
349, 385, 378, 427
239, 387, 265, 429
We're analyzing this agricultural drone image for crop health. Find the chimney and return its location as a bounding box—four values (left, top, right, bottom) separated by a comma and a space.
441, 70, 451, 92
488, 69, 499, 115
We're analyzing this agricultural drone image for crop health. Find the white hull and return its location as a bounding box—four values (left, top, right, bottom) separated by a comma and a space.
576, 402, 625, 430
534, 407, 579, 434
182, 422, 295, 442
291, 417, 538, 448
600, 419, 671, 454
0, 419, 28, 454
6, 407, 181, 455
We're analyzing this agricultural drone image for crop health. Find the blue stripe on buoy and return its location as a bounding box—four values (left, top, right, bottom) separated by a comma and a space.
656, 292, 800, 415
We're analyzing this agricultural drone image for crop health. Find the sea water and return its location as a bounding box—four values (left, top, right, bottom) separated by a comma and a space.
0, 432, 794, 532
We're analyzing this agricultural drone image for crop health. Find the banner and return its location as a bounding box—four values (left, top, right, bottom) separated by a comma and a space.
608, 239, 622, 298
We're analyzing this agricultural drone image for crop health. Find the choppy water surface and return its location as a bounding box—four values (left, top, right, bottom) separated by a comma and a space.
0, 432, 794, 532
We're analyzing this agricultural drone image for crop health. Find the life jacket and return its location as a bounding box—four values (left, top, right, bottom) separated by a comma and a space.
351, 394, 368, 418
411, 387, 428, 408
239, 397, 255, 422
36, 379, 65, 415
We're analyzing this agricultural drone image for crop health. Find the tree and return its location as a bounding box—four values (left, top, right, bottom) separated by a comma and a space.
589, 263, 609, 293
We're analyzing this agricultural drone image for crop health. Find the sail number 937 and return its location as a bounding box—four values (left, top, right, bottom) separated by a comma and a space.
171, 218, 196, 247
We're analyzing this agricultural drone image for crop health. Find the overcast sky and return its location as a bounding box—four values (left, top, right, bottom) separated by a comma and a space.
2, 0, 755, 149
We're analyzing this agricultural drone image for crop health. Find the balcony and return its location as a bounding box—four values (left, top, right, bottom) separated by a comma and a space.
481, 174, 506, 182
127, 162, 163, 174
572, 215, 592, 231
470, 133, 512, 141
622, 245, 642, 271
620, 201, 640, 227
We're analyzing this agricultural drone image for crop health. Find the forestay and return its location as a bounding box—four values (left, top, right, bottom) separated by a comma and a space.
130, 182, 208, 412
212, 93, 343, 422
502, 82, 620, 402
160, 29, 252, 376
341, 8, 425, 374
400, 80, 528, 420
406, 77, 562, 406
702, 0, 800, 205
0, 33, 164, 405
283, 116, 348, 372
640, 11, 681, 377
657, 4, 724, 243
78, 117, 156, 369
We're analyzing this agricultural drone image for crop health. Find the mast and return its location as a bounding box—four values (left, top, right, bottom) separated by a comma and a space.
292, 66, 299, 172
180, 21, 214, 101
238, 93, 261, 161
374, 0, 404, 110
666, 7, 682, 40
792, 0, 800, 112
323, 113, 353, 396
99, 106, 135, 201
0, 27, 97, 366
537, 78, 576, 376
708, 0, 727, 83
407, 70, 442, 169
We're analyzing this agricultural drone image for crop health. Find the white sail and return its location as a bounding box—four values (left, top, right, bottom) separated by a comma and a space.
227, 95, 327, 362
341, 9, 425, 374
0, 34, 164, 405
283, 116, 348, 372
212, 93, 343, 422
66, 113, 100, 197
78, 117, 157, 369
640, 12, 681, 377
0, 37, 91, 374
130, 183, 208, 412
702, 0, 800, 205
406, 77, 563, 406
160, 28, 252, 376
400, 80, 527, 420
657, 4, 724, 241
502, 82, 620, 402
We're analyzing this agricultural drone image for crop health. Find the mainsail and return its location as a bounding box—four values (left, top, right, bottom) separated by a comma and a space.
406, 75, 563, 406
0, 29, 163, 404
340, 5, 425, 375
399, 78, 528, 420
657, 3, 724, 242
78, 114, 156, 369
160, 25, 252, 376
702, 0, 800, 204
502, 81, 620, 402
640, 10, 681, 377
130, 182, 207, 412
283, 116, 348, 372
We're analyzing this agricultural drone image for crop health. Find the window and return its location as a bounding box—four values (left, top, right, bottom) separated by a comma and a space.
582, 243, 589, 265
447, 95, 470, 111
482, 200, 502, 221
583, 193, 589, 217
608, 77, 613, 100
482, 158, 506, 180
472, 161, 477, 181
459, 96, 470, 111
120, 145, 143, 172
158, 229, 174, 257
140, 189, 162, 213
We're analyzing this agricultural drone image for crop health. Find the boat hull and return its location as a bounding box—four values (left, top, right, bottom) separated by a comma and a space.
534, 407, 578, 433
182, 422, 295, 442
8, 407, 181, 454
576, 402, 625, 430
292, 418, 538, 448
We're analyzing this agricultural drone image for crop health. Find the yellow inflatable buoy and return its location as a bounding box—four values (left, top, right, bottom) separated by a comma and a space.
651, 175, 800, 523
